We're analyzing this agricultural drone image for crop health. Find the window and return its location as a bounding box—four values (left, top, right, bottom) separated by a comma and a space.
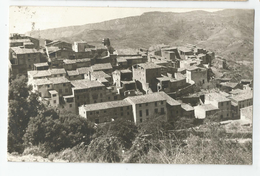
108, 96, 110, 100
63, 83, 66, 87
104, 110, 106, 113
47, 85, 50, 88
65, 89, 68, 93
95, 118, 99, 124
96, 111, 99, 114
127, 112, 130, 115
60, 74, 63, 76
161, 101, 163, 105
227, 113, 229, 117
161, 108, 165, 114
121, 112, 123, 116
146, 103, 148, 106
69, 104, 72, 108
90, 112, 92, 115
140, 118, 142, 123
139, 104, 142, 107
53, 100, 56, 104
139, 110, 142, 117
27, 54, 30, 57
146, 109, 149, 116
127, 106, 130, 110
52, 94, 56, 97
121, 107, 123, 111
155, 109, 158, 113
221, 115, 223, 119
114, 96, 117, 100
155, 102, 157, 106
221, 102, 223, 106
77, 95, 79, 99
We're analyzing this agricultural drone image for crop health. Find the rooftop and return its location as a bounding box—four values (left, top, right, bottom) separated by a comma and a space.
91, 71, 111, 79
49, 68, 66, 75
34, 62, 49, 67
71, 80, 104, 90
120, 69, 132, 73
136, 62, 162, 69
28, 70, 51, 78
76, 58, 91, 63
49, 90, 58, 94
195, 104, 218, 111
206, 92, 230, 102
34, 78, 52, 86
125, 92, 166, 105
91, 63, 112, 71
63, 59, 76, 64
81, 100, 131, 111
10, 39, 31, 43
67, 70, 79, 76
181, 103, 194, 111
48, 77, 70, 84
158, 91, 181, 106
10, 47, 40, 54
220, 82, 239, 88
229, 92, 253, 102
77, 67, 91, 74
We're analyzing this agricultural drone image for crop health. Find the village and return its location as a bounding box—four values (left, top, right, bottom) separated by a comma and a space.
9, 33, 253, 126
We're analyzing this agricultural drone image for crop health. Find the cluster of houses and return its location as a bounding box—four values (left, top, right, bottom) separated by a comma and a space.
9, 33, 253, 125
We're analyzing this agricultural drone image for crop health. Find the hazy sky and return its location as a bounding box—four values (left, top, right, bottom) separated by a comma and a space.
9, 6, 222, 34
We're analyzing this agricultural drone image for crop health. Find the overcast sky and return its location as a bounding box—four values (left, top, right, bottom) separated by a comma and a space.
9, 6, 222, 34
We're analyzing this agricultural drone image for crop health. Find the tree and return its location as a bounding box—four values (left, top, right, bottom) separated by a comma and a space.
94, 119, 138, 149
8, 75, 45, 153
23, 109, 95, 153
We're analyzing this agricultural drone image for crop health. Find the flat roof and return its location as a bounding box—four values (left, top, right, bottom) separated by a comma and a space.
126, 92, 166, 105
71, 80, 104, 90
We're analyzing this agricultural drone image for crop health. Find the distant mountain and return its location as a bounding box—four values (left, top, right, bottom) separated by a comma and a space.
29, 9, 254, 63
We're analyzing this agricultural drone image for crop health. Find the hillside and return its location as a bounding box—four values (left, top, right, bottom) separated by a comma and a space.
29, 9, 254, 63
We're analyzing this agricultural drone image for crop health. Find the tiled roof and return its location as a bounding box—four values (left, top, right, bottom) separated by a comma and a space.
63, 59, 76, 64
48, 77, 70, 84
229, 92, 253, 102
67, 70, 79, 76
137, 62, 162, 69
120, 69, 132, 73
205, 92, 230, 102
181, 103, 194, 111
76, 58, 91, 63
196, 104, 218, 111
10, 47, 40, 54
28, 70, 51, 78
10, 39, 31, 43
220, 82, 238, 88
81, 100, 131, 111
49, 68, 66, 75
77, 67, 91, 75
91, 63, 112, 71
91, 71, 111, 79
34, 78, 52, 85
71, 80, 104, 90
158, 91, 181, 106
126, 92, 166, 105
34, 62, 49, 67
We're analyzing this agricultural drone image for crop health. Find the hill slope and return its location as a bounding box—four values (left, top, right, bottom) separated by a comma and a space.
29, 9, 254, 63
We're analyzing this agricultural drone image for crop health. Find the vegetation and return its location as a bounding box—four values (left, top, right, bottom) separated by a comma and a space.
8, 76, 252, 164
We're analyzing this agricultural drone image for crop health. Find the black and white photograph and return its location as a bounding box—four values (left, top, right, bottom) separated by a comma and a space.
7, 6, 254, 165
